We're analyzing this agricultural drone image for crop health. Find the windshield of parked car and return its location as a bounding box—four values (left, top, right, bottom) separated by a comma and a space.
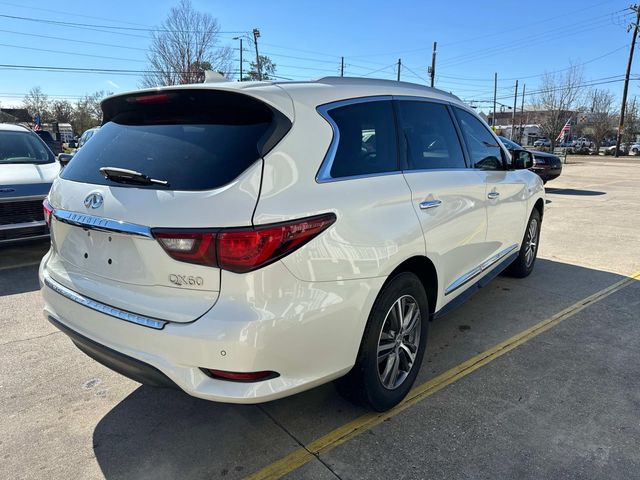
0, 131, 55, 164
498, 136, 522, 150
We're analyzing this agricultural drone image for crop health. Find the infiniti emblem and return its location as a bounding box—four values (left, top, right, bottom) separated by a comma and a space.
84, 192, 103, 209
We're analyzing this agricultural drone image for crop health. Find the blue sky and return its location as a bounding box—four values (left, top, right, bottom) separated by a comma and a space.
0, 0, 635, 111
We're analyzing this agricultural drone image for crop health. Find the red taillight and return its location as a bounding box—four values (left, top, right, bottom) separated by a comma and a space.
43, 198, 53, 226
152, 213, 336, 273
203, 369, 278, 382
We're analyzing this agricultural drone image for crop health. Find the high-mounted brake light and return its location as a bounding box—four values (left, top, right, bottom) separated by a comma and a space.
128, 93, 171, 105
153, 213, 336, 273
43, 198, 53, 227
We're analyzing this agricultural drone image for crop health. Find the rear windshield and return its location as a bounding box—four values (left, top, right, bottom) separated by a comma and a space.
0, 131, 55, 165
61, 89, 289, 191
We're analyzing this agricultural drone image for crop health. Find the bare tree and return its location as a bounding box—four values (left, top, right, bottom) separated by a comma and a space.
51, 100, 75, 123
142, 0, 233, 87
71, 91, 111, 134
22, 86, 52, 123
584, 89, 616, 152
621, 96, 640, 145
533, 65, 584, 148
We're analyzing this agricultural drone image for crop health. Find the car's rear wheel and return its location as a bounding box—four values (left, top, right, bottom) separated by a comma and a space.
336, 272, 428, 411
507, 209, 541, 278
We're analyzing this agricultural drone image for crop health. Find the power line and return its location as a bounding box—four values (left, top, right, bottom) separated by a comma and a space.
0, 42, 145, 63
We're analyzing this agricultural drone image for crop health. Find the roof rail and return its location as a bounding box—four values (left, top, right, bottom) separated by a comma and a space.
314, 76, 460, 101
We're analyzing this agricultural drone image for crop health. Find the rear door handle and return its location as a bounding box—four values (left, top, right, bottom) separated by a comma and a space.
419, 200, 442, 210
487, 191, 500, 200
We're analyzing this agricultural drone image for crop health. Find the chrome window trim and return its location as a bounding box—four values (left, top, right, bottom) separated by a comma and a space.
315, 95, 394, 183
445, 244, 519, 296
0, 220, 46, 231
44, 275, 167, 330
52, 209, 153, 238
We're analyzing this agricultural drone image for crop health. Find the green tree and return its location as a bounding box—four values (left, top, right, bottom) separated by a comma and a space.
71, 91, 111, 135
245, 55, 276, 81
51, 100, 75, 123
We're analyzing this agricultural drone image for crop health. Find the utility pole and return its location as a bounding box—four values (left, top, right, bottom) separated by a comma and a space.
341, 56, 344, 77
429, 41, 437, 87
397, 58, 402, 81
519, 83, 526, 143
511, 80, 518, 140
233, 36, 243, 81
492, 72, 497, 130
616, 4, 640, 157
252, 28, 262, 81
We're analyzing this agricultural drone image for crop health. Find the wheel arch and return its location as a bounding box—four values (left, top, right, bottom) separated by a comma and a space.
385, 256, 438, 319
533, 197, 544, 219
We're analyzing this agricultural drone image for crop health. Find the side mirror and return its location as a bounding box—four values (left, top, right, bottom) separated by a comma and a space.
510, 149, 533, 170
68, 140, 78, 148
57, 153, 74, 167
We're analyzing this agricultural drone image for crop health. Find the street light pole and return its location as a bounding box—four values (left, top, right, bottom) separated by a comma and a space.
233, 36, 243, 81
252, 28, 262, 81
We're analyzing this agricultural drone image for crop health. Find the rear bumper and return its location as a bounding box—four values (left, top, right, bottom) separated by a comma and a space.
40, 254, 383, 403
48, 315, 178, 388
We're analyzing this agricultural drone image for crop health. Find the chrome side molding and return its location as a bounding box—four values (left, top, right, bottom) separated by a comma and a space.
445, 244, 519, 296
53, 209, 153, 238
44, 276, 167, 330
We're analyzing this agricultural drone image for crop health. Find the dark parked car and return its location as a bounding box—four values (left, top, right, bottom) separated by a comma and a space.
34, 130, 63, 155
499, 136, 562, 183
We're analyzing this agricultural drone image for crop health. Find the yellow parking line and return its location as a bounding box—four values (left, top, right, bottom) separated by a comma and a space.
247, 270, 640, 480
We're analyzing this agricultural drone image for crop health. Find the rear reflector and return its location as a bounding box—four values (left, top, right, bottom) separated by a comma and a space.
203, 369, 279, 382
43, 198, 52, 226
153, 213, 336, 273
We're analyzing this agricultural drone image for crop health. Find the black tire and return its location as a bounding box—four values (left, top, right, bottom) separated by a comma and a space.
336, 272, 429, 411
507, 208, 541, 278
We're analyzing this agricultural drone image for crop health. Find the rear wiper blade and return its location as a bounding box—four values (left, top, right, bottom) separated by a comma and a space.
99, 167, 169, 186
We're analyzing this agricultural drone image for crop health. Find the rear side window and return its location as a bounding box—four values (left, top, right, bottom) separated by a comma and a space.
396, 101, 466, 170
453, 108, 505, 170
0, 131, 54, 165
324, 100, 397, 179
61, 90, 290, 190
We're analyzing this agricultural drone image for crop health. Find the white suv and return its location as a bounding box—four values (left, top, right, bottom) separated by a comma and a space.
40, 78, 544, 411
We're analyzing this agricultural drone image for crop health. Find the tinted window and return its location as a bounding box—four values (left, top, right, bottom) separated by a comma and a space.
454, 108, 505, 170
326, 100, 397, 178
61, 90, 289, 191
397, 101, 466, 170
0, 131, 55, 165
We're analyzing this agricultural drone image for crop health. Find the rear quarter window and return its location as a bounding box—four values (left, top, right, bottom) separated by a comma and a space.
61, 90, 290, 191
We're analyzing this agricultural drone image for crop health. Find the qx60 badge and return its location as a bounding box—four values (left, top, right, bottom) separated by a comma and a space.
84, 192, 104, 209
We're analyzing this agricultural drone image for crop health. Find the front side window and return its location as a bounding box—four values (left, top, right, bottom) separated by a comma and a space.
325, 100, 397, 178
454, 108, 505, 170
397, 101, 466, 170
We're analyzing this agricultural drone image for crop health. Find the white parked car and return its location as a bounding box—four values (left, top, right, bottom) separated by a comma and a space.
40, 78, 545, 411
0, 124, 59, 243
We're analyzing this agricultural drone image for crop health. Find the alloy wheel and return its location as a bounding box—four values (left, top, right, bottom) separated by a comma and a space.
524, 217, 539, 267
377, 295, 421, 390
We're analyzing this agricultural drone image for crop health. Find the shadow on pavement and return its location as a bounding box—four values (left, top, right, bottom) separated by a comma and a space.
91, 259, 630, 480
545, 187, 606, 196
0, 264, 41, 296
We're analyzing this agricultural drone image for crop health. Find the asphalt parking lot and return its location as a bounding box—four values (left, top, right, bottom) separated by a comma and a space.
1, 156, 639, 480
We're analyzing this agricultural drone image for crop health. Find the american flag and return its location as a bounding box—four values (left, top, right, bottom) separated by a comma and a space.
555, 118, 571, 142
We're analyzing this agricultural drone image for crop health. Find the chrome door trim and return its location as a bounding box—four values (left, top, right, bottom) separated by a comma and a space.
419, 200, 442, 210
445, 243, 519, 295
52, 209, 153, 238
44, 275, 167, 330
0, 220, 46, 231
315, 96, 394, 183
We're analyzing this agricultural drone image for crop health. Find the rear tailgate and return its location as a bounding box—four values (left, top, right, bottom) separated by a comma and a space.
45, 87, 292, 323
